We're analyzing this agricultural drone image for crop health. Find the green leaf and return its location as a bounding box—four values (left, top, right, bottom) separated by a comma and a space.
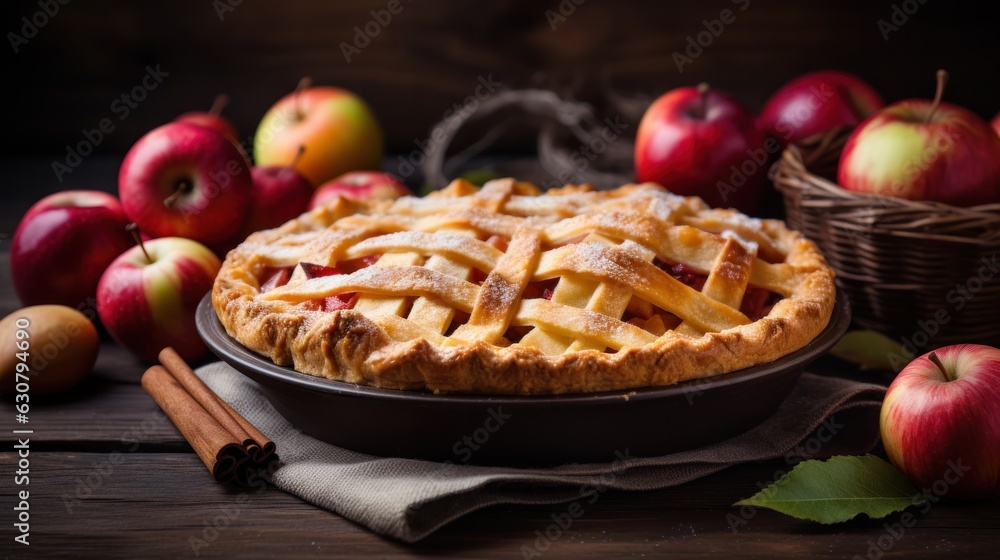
459, 169, 503, 186
829, 330, 905, 370
734, 455, 925, 524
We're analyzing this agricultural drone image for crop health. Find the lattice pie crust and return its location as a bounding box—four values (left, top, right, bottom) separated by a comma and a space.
212, 179, 835, 394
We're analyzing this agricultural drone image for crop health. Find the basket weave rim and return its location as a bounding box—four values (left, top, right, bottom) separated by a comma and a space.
773, 131, 1000, 246
781, 142, 1000, 215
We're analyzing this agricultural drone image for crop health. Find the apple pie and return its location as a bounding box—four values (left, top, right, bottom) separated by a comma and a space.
212, 179, 836, 394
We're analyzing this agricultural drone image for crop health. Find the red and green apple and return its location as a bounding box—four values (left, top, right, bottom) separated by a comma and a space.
97, 234, 221, 362
881, 344, 1000, 500
838, 71, 1000, 206
253, 79, 384, 187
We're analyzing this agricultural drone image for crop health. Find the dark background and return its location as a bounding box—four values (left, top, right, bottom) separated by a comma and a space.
2, 0, 997, 198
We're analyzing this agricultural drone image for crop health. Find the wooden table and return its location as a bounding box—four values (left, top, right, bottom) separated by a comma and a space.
2, 159, 998, 559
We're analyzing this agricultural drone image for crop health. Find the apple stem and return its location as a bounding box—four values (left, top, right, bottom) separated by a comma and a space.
924, 69, 948, 124
927, 351, 954, 382
289, 145, 306, 170
126, 223, 153, 264
294, 76, 312, 121
697, 83, 710, 119
209, 94, 229, 116
163, 180, 192, 208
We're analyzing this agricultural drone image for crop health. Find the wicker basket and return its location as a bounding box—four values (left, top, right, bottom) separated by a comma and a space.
772, 128, 1000, 349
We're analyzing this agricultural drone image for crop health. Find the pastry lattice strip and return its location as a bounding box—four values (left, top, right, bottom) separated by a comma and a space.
262, 240, 762, 354
257, 180, 793, 355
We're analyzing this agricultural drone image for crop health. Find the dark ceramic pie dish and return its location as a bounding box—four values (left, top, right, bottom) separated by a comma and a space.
196, 292, 850, 466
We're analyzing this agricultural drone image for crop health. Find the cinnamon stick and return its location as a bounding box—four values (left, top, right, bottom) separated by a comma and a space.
141, 366, 247, 484
158, 348, 275, 462
142, 348, 277, 484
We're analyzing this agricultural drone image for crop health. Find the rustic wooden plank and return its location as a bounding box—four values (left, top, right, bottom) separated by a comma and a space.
2, 247, 188, 448
3, 0, 998, 158
0, 339, 189, 449
2, 453, 997, 559
0, 379, 187, 450
1, 243, 227, 450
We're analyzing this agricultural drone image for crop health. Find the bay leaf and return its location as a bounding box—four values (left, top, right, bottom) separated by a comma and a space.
734, 455, 925, 524
829, 330, 905, 370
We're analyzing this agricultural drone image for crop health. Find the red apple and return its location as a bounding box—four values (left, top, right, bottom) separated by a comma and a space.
254, 78, 384, 187
244, 146, 313, 233
838, 71, 1000, 206
97, 234, 221, 362
635, 83, 766, 212
119, 122, 253, 245
880, 344, 1000, 500
309, 171, 410, 209
175, 94, 240, 144
992, 112, 1000, 136
759, 71, 884, 147
11, 190, 133, 309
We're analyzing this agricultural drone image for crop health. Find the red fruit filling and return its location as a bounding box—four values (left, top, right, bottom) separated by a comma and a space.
338, 254, 382, 273
653, 258, 780, 321
522, 279, 558, 300
300, 262, 343, 278
664, 262, 707, 291
740, 287, 780, 321
298, 262, 358, 311
259, 267, 292, 293
323, 293, 359, 311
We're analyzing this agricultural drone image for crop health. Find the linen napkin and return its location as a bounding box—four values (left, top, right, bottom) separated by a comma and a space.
195, 362, 885, 542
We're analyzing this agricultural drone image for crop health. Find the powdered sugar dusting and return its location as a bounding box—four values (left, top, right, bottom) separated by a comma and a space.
721, 230, 760, 254
568, 242, 646, 290
477, 276, 518, 316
